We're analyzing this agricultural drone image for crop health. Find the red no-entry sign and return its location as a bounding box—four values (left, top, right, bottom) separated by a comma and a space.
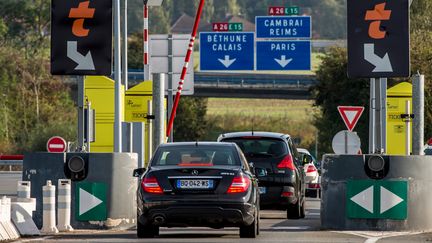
47, 136, 67, 153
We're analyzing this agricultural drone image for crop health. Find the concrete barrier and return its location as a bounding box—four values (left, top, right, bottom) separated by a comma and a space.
23, 152, 138, 229
321, 154, 432, 231
11, 181, 40, 236
0, 197, 20, 241
11, 199, 40, 236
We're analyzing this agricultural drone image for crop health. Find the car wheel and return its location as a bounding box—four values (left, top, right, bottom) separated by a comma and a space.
287, 200, 301, 219
137, 219, 157, 238
240, 209, 258, 238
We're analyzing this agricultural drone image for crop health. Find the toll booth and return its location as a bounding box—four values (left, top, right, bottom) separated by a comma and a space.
386, 82, 412, 155
84, 76, 125, 152
124, 81, 153, 165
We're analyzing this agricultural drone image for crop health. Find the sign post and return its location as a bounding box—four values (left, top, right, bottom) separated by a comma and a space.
76, 182, 107, 221
47, 136, 67, 153
256, 40, 311, 71
347, 180, 407, 220
347, 0, 410, 154
199, 32, 254, 71
254, 15, 312, 72
50, 0, 112, 75
337, 106, 365, 131
255, 16, 311, 39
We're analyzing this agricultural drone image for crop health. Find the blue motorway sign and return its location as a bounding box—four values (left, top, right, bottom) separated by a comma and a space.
255, 16, 311, 39
199, 32, 254, 71
256, 41, 311, 71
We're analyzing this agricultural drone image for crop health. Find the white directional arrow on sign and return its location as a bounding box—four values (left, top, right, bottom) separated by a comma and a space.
67, 41, 96, 71
79, 188, 103, 216
274, 55, 293, 68
218, 55, 236, 68
380, 186, 404, 214
364, 43, 393, 72
350, 186, 374, 213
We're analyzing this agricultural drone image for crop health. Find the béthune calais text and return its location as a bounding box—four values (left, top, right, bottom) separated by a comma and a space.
207, 34, 248, 51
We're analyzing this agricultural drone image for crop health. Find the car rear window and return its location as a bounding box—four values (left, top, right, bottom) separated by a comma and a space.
151, 145, 240, 166
222, 137, 289, 157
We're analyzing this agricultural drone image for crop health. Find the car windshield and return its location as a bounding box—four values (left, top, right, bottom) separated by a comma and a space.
222, 137, 288, 158
151, 145, 240, 166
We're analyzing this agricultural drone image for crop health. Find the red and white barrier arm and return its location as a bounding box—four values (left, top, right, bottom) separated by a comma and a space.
166, 0, 205, 138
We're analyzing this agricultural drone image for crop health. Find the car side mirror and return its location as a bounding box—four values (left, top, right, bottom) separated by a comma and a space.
302, 154, 313, 165
254, 167, 267, 177
132, 168, 146, 177
248, 162, 254, 169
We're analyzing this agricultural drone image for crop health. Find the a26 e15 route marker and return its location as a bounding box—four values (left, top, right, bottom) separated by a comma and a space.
255, 16, 311, 39
256, 40, 311, 70
199, 32, 254, 71
347, 0, 409, 78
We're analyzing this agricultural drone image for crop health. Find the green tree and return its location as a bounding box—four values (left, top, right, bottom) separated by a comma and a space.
173, 97, 208, 141
0, 0, 50, 57
0, 47, 76, 153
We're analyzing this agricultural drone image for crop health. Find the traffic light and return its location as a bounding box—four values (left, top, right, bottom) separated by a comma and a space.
64, 153, 89, 181
364, 155, 389, 180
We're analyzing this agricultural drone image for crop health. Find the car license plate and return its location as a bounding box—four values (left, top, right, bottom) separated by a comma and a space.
259, 187, 266, 194
176, 180, 213, 189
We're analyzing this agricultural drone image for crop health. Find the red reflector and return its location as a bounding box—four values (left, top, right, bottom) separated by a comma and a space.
227, 175, 251, 194
428, 138, 432, 146
306, 165, 317, 173
141, 176, 163, 194
281, 191, 293, 197
308, 183, 321, 189
277, 154, 296, 170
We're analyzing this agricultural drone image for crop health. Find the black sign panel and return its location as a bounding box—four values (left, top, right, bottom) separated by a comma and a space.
51, 0, 112, 75
347, 0, 409, 78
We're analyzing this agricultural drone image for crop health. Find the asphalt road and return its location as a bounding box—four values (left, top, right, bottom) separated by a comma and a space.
15, 198, 431, 243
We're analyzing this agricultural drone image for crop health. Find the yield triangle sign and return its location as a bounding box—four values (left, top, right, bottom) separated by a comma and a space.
337, 106, 364, 131
79, 188, 103, 216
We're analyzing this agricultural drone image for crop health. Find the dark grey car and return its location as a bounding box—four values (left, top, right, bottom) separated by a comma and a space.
218, 132, 306, 219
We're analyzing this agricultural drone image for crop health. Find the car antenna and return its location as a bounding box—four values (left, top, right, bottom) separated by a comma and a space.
195, 140, 198, 147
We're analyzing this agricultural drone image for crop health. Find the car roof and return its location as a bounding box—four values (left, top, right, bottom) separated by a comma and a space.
158, 141, 236, 147
218, 131, 290, 140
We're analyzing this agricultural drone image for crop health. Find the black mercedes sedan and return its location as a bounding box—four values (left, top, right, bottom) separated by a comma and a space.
133, 142, 260, 238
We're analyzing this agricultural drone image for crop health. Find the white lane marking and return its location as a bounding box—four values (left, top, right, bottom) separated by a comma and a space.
364, 237, 380, 243
338, 231, 425, 243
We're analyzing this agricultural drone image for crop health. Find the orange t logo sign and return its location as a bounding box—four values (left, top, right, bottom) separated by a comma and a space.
69, 1, 95, 37
365, 3, 391, 39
